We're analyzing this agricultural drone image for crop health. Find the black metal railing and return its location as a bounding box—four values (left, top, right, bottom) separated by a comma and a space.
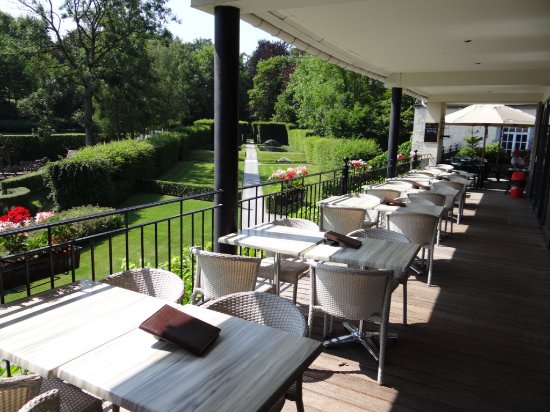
1, 191, 221, 304
1, 154, 431, 304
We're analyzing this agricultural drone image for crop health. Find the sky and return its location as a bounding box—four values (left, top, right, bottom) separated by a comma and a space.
0, 0, 277, 54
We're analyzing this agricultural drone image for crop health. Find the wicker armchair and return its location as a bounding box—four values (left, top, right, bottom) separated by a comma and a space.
203, 291, 307, 411
432, 180, 466, 224
363, 188, 401, 201
101, 267, 185, 303
0, 374, 102, 412
387, 213, 439, 286
320, 205, 376, 235
347, 228, 411, 325
308, 262, 394, 385
407, 192, 448, 244
259, 218, 319, 303
18, 390, 60, 412
189, 247, 263, 304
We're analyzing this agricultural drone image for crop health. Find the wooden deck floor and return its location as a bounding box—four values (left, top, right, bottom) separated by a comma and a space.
279, 179, 550, 412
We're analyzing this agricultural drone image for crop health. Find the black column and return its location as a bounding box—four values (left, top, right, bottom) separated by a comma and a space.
387, 87, 402, 178
213, 6, 239, 254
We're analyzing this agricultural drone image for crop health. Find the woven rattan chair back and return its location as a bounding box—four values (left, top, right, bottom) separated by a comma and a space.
363, 188, 401, 201
102, 268, 185, 303
272, 217, 319, 232
203, 291, 306, 336
388, 212, 439, 286
387, 213, 438, 247
203, 291, 307, 411
320, 205, 368, 234
407, 192, 446, 207
0, 374, 43, 412
308, 261, 394, 384
310, 262, 393, 320
190, 246, 260, 303
18, 389, 60, 412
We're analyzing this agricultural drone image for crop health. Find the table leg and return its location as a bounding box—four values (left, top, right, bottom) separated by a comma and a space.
274, 253, 281, 295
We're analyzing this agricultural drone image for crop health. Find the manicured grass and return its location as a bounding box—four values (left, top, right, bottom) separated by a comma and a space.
159, 149, 246, 185
258, 163, 324, 194
4, 193, 215, 303
256, 148, 307, 163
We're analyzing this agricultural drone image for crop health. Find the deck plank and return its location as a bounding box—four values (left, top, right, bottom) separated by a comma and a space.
280, 179, 550, 412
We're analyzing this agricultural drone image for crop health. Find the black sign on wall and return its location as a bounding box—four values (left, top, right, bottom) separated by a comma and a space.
424, 123, 439, 142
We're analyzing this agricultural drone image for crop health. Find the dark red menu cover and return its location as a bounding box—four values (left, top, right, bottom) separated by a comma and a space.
139, 305, 220, 356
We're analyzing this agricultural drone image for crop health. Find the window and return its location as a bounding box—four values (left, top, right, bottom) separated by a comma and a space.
501, 127, 529, 155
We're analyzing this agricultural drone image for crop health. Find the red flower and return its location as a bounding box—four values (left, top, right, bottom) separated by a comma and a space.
1, 207, 31, 224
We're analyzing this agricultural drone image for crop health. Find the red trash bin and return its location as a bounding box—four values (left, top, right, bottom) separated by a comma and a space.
509, 171, 526, 198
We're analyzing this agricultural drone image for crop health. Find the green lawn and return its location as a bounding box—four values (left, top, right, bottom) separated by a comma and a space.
256, 149, 308, 164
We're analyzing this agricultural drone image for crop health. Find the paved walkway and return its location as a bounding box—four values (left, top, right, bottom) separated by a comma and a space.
241, 143, 266, 227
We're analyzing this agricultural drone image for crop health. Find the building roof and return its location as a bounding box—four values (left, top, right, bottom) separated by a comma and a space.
191, 0, 550, 104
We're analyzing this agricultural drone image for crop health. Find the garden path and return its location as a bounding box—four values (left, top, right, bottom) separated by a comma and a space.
241, 143, 269, 227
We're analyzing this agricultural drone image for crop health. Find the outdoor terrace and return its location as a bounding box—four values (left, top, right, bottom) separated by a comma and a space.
278, 179, 550, 411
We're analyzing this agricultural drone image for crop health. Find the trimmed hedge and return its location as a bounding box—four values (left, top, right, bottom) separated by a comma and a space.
1, 134, 86, 163
193, 119, 253, 144
42, 129, 213, 209
140, 179, 214, 201
0, 187, 31, 213
0, 171, 46, 192
252, 122, 288, 145
288, 129, 381, 169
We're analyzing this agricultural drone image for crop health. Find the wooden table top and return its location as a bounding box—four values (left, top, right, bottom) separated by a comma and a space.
0, 281, 163, 378
318, 194, 381, 209
1, 281, 322, 412
218, 222, 326, 257
57, 304, 322, 412
304, 237, 420, 274
375, 203, 445, 218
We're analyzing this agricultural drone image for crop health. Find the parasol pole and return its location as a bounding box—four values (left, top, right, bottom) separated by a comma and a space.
495, 126, 503, 165
480, 124, 488, 166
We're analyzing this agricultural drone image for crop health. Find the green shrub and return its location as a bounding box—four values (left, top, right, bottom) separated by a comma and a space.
288, 129, 380, 169
0, 171, 46, 192
458, 147, 478, 157
140, 179, 214, 201
44, 158, 115, 209
252, 122, 289, 145
368, 141, 412, 169
192, 120, 252, 145
484, 143, 507, 164
0, 187, 31, 213
1, 134, 85, 163
148, 132, 182, 173
52, 205, 124, 239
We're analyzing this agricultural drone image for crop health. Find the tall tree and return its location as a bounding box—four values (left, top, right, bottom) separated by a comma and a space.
17, 0, 172, 145
248, 55, 294, 120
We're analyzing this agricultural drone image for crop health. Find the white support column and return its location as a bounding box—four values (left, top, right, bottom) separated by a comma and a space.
423, 102, 446, 166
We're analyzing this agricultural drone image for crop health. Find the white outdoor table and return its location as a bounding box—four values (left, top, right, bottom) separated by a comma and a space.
218, 222, 326, 294
317, 194, 381, 209
303, 237, 420, 275
0, 281, 163, 378
0, 281, 322, 412
58, 304, 321, 412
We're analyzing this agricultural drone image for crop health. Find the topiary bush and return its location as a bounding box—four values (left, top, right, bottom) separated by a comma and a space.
0, 187, 31, 213
252, 122, 289, 145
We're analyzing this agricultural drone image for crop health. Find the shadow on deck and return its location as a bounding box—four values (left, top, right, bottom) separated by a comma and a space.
281, 179, 550, 412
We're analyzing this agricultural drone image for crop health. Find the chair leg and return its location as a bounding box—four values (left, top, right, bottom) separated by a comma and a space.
427, 249, 434, 286
294, 376, 304, 412
402, 280, 407, 325
292, 280, 298, 304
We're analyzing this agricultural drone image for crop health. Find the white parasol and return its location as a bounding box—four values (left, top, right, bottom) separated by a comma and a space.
445, 104, 535, 164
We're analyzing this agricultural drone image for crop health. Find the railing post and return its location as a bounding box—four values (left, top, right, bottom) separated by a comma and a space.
341, 157, 350, 195
412, 150, 419, 170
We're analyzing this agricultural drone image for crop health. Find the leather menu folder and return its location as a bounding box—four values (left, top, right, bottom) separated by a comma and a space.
324, 231, 362, 249
383, 196, 406, 207
140, 305, 220, 356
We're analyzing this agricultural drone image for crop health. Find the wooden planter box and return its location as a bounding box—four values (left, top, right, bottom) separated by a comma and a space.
0, 246, 81, 290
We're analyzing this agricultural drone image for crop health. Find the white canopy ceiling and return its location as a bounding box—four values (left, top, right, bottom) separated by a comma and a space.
191, 0, 550, 104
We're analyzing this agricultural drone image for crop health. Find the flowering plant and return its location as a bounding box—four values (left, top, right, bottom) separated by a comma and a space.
0, 207, 56, 255
268, 165, 309, 190
396, 153, 406, 160
349, 159, 372, 171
